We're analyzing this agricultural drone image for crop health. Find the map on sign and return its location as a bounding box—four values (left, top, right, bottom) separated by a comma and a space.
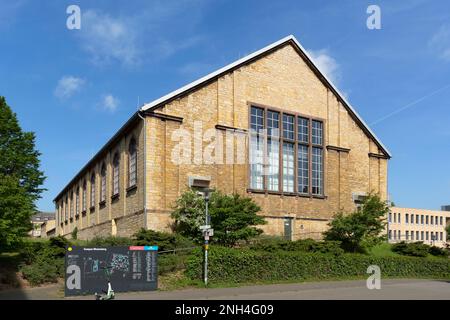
65, 246, 158, 296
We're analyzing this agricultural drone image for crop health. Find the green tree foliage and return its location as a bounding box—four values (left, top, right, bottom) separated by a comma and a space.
171, 189, 266, 246
0, 97, 46, 251
324, 193, 388, 253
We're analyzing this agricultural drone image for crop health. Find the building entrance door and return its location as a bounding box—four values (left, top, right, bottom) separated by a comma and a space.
284, 218, 293, 241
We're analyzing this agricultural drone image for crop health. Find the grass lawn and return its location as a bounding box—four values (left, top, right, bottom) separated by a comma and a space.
368, 243, 400, 257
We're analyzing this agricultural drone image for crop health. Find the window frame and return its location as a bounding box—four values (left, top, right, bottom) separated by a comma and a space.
247, 103, 325, 198
100, 163, 107, 204
128, 137, 138, 189
112, 152, 120, 198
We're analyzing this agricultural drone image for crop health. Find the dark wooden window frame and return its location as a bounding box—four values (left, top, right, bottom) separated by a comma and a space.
247, 102, 326, 198
127, 137, 138, 190
112, 152, 120, 199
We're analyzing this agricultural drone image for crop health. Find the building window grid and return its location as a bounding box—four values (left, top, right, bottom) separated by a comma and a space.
249, 106, 324, 196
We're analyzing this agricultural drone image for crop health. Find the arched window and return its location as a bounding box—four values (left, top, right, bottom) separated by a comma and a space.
128, 138, 137, 187
90, 173, 96, 208
70, 192, 73, 218
75, 188, 80, 216
82, 180, 87, 212
100, 164, 106, 202
112, 153, 120, 196
64, 197, 68, 221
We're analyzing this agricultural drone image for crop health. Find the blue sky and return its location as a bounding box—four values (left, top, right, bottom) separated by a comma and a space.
1, 0, 449, 212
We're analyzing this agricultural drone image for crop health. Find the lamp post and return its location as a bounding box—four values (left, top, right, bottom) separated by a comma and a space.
198, 188, 213, 286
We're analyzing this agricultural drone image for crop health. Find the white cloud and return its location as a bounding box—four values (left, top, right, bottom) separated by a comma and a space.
429, 24, 450, 61
76, 2, 206, 67
54, 76, 85, 99
100, 94, 120, 113
307, 49, 341, 85
79, 10, 140, 67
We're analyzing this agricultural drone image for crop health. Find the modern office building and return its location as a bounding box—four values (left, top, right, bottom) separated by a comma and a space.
388, 207, 450, 247
53, 35, 391, 240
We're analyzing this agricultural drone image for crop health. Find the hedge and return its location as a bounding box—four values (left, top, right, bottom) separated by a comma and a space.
185, 246, 450, 284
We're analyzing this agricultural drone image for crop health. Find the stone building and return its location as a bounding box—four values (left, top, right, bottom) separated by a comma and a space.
53, 35, 391, 240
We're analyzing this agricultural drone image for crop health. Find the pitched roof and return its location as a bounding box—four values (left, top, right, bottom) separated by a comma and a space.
141, 35, 391, 158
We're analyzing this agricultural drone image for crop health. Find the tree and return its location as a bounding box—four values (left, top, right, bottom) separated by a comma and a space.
324, 193, 388, 253
0, 96, 46, 251
171, 189, 266, 246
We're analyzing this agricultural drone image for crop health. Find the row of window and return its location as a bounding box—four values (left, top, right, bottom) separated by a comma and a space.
389, 230, 445, 242
249, 106, 324, 196
388, 212, 445, 226
57, 138, 138, 223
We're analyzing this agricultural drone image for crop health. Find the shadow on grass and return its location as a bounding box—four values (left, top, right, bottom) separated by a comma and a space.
0, 253, 28, 300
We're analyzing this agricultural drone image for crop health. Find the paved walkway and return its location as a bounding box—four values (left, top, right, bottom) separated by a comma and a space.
1, 279, 449, 300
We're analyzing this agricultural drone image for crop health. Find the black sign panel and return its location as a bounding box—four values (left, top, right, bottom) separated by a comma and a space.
65, 246, 158, 296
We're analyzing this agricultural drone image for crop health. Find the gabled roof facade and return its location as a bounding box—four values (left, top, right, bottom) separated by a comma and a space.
141, 35, 391, 158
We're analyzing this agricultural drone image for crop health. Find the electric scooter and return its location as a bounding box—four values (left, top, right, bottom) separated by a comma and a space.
95, 267, 115, 300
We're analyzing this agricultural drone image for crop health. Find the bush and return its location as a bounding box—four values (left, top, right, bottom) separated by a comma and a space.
19, 237, 69, 285
185, 246, 450, 284
391, 242, 430, 258
428, 246, 449, 257
249, 238, 344, 256
324, 193, 388, 253
171, 189, 266, 246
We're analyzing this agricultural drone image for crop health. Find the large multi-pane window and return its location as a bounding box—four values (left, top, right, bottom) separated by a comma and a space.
249, 106, 324, 196
128, 138, 137, 188
90, 173, 95, 208
112, 153, 120, 196
100, 164, 106, 203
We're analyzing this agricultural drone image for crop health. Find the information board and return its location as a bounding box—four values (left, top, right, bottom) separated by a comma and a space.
65, 246, 158, 296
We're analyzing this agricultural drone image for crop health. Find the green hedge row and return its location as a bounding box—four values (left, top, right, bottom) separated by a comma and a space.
185, 246, 450, 284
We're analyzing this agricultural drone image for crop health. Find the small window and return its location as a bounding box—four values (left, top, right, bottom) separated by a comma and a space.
411, 214, 414, 224
297, 117, 309, 143
405, 213, 409, 224
312, 120, 323, 145
283, 114, 295, 140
